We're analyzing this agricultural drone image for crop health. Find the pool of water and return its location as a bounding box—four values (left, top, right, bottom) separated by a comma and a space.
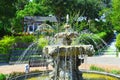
27, 73, 119, 80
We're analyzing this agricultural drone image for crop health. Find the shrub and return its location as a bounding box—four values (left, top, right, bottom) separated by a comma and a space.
37, 36, 48, 48
15, 35, 35, 43
110, 70, 120, 75
90, 65, 105, 72
0, 36, 15, 54
96, 32, 107, 40
116, 34, 120, 51
0, 74, 6, 80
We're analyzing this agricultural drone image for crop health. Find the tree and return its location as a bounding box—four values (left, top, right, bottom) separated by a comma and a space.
0, 0, 16, 37
15, 0, 29, 10
41, 0, 77, 21
110, 0, 120, 32
38, 0, 104, 23
13, 1, 49, 32
0, 0, 29, 37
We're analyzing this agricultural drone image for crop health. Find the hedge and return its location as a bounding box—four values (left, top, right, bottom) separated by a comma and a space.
116, 34, 120, 51
0, 35, 35, 54
0, 36, 15, 54
15, 35, 35, 43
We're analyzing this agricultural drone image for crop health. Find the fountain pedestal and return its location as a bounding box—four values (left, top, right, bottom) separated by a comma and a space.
58, 56, 83, 80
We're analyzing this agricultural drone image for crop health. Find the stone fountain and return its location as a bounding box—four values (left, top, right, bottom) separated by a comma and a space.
43, 24, 94, 80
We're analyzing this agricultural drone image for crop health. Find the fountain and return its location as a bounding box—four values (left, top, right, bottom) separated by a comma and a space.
8, 15, 120, 80
43, 24, 94, 80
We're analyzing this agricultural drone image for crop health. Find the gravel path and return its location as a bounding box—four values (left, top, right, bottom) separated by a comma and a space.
80, 56, 120, 71
87, 56, 120, 67
0, 56, 120, 74
0, 64, 53, 74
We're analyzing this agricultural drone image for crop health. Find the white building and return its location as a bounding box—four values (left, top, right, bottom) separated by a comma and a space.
24, 16, 57, 34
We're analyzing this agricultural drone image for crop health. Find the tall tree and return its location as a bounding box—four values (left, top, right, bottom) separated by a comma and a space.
41, 0, 77, 21
15, 0, 29, 10
39, 0, 103, 21
0, 0, 16, 37
0, 0, 29, 36
13, 1, 49, 32
110, 0, 120, 32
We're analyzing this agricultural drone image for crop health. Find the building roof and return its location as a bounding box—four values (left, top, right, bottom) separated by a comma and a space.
24, 16, 58, 23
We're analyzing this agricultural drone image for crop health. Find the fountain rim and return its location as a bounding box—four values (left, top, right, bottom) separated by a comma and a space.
9, 70, 120, 80
81, 70, 120, 79
8, 70, 120, 80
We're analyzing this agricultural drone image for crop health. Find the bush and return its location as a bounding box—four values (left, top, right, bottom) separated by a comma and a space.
0, 74, 6, 80
0, 35, 35, 54
0, 36, 15, 54
96, 32, 107, 40
116, 34, 120, 51
110, 70, 120, 75
15, 35, 35, 43
37, 36, 48, 48
90, 65, 105, 72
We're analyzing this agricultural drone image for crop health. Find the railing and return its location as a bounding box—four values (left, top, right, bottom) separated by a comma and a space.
0, 54, 9, 63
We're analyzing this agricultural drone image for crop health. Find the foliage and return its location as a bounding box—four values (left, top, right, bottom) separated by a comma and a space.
74, 18, 113, 34
76, 31, 112, 55
8, 70, 43, 79
0, 74, 6, 80
96, 32, 107, 40
77, 0, 103, 20
116, 34, 120, 51
37, 36, 48, 48
90, 65, 105, 72
15, 35, 35, 43
75, 21, 88, 32
16, 2, 48, 19
12, 1, 50, 33
0, 0, 30, 36
41, 0, 103, 21
77, 32, 107, 47
0, 36, 15, 54
0, 0, 113, 35
110, 70, 120, 75
15, 0, 29, 10
0, 35, 35, 54
90, 65, 120, 75
8, 72, 24, 78
110, 0, 120, 32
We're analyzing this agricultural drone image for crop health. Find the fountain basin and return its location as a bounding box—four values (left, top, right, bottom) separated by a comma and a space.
25, 71, 120, 80
43, 45, 94, 57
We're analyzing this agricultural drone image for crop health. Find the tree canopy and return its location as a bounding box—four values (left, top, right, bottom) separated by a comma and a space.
0, 0, 29, 37
110, 0, 120, 32
0, 0, 117, 36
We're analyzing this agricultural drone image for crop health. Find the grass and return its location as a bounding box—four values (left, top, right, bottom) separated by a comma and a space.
83, 73, 119, 80
90, 65, 120, 75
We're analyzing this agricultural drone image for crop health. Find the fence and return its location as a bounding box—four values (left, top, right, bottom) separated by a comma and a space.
0, 54, 9, 63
